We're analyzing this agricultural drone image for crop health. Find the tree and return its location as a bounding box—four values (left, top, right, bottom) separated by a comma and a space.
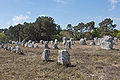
67, 24, 73, 31
0, 33, 7, 42
99, 18, 116, 32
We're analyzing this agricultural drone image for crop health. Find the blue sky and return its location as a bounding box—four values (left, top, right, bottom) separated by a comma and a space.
0, 0, 120, 29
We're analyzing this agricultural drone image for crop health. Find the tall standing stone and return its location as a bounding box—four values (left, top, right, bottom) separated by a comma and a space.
58, 50, 71, 66
41, 49, 50, 61
101, 36, 113, 50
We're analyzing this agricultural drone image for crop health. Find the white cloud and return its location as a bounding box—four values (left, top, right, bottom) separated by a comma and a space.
112, 17, 120, 21
109, 0, 120, 10
40, 14, 47, 17
27, 11, 31, 14
55, 0, 66, 3
12, 15, 30, 25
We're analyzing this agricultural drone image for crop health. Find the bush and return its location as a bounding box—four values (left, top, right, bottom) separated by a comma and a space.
0, 33, 7, 43
116, 32, 120, 38
51, 34, 62, 41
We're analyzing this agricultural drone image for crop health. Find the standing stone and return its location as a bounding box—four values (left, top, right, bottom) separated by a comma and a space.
8, 46, 11, 51
65, 41, 71, 49
41, 49, 50, 61
16, 45, 23, 54
45, 41, 50, 49
53, 43, 59, 49
28, 40, 32, 43
40, 40, 44, 44
28, 43, 34, 48
0, 44, 4, 48
70, 38, 74, 45
58, 50, 71, 66
54, 39, 58, 45
24, 43, 28, 47
79, 39, 86, 45
10, 46, 15, 52
95, 38, 101, 45
34, 43, 39, 48
62, 37, 67, 45
89, 40, 95, 45
113, 37, 118, 45
4, 45, 8, 50
50, 41, 54, 45
101, 36, 113, 50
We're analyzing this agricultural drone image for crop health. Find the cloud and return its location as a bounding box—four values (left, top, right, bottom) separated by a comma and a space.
12, 15, 30, 25
55, 0, 66, 3
27, 11, 31, 14
109, 0, 120, 10
40, 14, 47, 17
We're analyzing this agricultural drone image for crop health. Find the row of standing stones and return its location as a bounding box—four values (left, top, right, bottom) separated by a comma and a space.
0, 36, 119, 66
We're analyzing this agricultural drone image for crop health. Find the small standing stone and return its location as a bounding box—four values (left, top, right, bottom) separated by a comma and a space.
41, 49, 50, 61
15, 45, 23, 54
34, 43, 39, 48
89, 40, 95, 45
65, 41, 71, 49
45, 41, 50, 49
70, 38, 74, 45
58, 50, 71, 66
79, 39, 86, 45
62, 37, 67, 45
53, 43, 59, 49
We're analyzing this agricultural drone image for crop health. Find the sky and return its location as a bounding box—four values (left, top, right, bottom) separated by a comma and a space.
0, 0, 120, 29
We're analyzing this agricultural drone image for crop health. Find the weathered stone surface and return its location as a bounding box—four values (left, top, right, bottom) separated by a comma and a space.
89, 40, 95, 45
79, 39, 86, 45
41, 49, 50, 61
65, 41, 71, 49
101, 36, 113, 50
45, 41, 50, 49
62, 37, 67, 45
58, 50, 71, 66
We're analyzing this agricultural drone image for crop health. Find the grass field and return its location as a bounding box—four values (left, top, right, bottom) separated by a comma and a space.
0, 41, 120, 80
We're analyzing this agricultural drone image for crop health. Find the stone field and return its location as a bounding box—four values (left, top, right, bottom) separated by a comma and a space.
0, 40, 120, 80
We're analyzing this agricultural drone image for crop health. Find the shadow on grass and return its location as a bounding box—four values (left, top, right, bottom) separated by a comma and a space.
112, 48, 119, 51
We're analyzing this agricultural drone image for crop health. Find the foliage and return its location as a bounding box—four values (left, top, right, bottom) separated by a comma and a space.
51, 34, 62, 41
0, 33, 7, 42
6, 16, 60, 41
116, 31, 120, 38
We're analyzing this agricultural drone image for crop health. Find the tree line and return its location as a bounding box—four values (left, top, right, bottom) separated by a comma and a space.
0, 16, 120, 42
